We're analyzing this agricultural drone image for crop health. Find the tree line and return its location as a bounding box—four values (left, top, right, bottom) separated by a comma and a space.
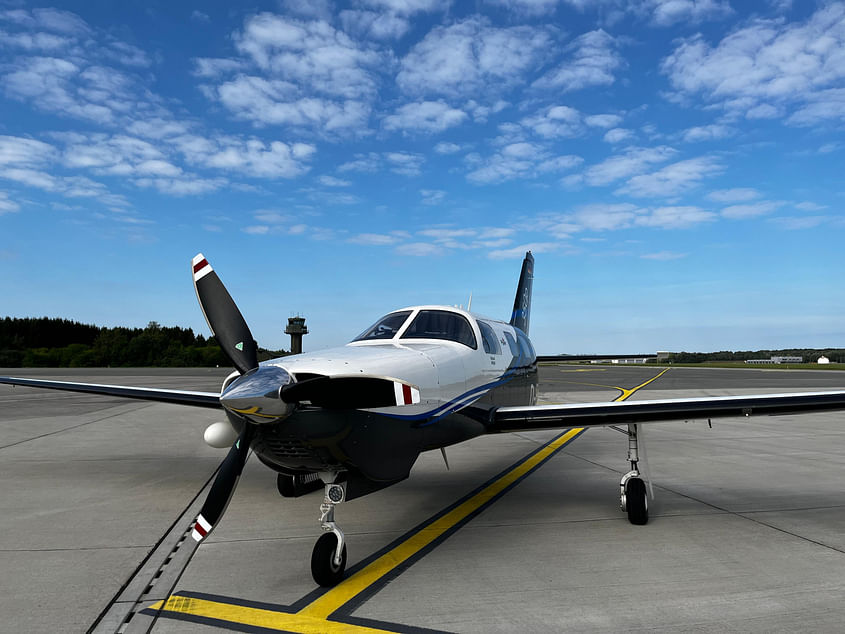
667, 349, 845, 364
0, 317, 287, 367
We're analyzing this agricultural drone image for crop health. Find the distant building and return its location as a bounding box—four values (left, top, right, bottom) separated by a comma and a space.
818, 356, 830, 364
745, 356, 803, 365
285, 316, 308, 355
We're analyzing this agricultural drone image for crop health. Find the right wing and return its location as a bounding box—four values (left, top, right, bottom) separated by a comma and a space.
489, 390, 845, 432
0, 376, 222, 409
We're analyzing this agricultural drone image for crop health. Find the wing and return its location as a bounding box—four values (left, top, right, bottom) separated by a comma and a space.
489, 390, 845, 432
0, 376, 221, 409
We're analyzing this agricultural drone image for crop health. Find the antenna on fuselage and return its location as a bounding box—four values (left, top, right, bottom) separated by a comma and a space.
467, 291, 473, 312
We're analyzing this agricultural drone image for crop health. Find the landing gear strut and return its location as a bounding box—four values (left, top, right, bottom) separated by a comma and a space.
620, 423, 648, 525
311, 474, 347, 587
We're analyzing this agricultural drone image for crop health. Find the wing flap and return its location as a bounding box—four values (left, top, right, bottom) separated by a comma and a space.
0, 376, 221, 409
490, 390, 845, 433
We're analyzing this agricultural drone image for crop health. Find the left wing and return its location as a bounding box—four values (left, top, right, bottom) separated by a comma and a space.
0, 376, 221, 409
489, 390, 845, 432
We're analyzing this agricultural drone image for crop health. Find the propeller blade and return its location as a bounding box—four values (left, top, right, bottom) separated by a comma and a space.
281, 376, 420, 409
192, 253, 258, 375
191, 425, 254, 542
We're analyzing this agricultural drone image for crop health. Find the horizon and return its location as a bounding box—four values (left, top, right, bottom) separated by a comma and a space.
1, 2, 843, 354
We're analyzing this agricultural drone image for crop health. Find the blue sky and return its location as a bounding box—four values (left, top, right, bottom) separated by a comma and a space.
1, 0, 843, 354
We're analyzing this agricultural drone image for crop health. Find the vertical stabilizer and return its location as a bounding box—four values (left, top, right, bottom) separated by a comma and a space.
509, 251, 534, 334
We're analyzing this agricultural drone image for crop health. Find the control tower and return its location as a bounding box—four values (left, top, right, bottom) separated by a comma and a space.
285, 316, 308, 354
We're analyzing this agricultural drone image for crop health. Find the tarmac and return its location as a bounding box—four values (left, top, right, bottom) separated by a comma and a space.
2, 365, 845, 633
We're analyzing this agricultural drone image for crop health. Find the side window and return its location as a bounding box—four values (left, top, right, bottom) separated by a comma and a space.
478, 320, 501, 355
403, 310, 477, 349
515, 330, 536, 363
503, 332, 520, 365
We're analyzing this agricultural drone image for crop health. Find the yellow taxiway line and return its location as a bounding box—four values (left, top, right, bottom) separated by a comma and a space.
147, 368, 670, 632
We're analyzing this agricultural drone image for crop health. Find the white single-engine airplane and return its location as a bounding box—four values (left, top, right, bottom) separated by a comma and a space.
3, 252, 845, 586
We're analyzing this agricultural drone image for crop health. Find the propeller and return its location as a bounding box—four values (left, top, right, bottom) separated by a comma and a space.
190, 253, 261, 542
192, 254, 258, 375
191, 425, 254, 542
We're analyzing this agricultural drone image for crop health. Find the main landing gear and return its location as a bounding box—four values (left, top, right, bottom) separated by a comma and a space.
311, 473, 347, 587
620, 423, 649, 525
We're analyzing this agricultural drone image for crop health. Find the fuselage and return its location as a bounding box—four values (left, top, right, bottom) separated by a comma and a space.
223, 305, 538, 484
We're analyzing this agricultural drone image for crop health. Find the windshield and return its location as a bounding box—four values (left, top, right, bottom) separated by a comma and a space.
401, 310, 477, 349
353, 311, 412, 341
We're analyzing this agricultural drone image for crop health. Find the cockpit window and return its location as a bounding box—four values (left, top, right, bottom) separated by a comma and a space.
401, 310, 477, 349
478, 320, 501, 355
353, 310, 412, 341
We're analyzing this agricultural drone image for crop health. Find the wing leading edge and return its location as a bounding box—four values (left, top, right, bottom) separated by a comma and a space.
489, 390, 845, 433
0, 376, 221, 409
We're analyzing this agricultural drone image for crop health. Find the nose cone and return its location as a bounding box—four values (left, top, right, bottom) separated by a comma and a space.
221, 365, 295, 423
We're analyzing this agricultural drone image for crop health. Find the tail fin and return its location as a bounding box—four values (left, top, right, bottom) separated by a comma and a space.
509, 251, 534, 334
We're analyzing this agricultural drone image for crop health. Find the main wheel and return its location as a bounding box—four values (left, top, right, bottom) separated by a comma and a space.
277, 473, 296, 497
626, 477, 648, 525
311, 532, 347, 587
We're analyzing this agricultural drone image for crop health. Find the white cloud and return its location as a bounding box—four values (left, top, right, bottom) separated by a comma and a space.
794, 201, 827, 211
489, 242, 558, 259
434, 142, 462, 154
640, 250, 688, 260
134, 176, 226, 196
618, 156, 723, 198
192, 57, 245, 78
707, 187, 760, 202
385, 151, 425, 176
635, 205, 716, 228
648, 0, 732, 26
661, 5, 845, 125
212, 75, 371, 133
199, 138, 316, 179
234, 14, 382, 99
340, 10, 410, 40
520, 105, 582, 138
420, 189, 446, 205
0, 135, 55, 166
397, 17, 553, 98
771, 215, 830, 230
584, 145, 677, 186
721, 200, 784, 219
532, 29, 623, 92
603, 128, 634, 144
319, 175, 351, 187
395, 242, 443, 256
383, 100, 468, 133
467, 143, 581, 184
338, 152, 381, 173
585, 113, 623, 128
0, 191, 19, 214
681, 123, 734, 142
349, 233, 403, 245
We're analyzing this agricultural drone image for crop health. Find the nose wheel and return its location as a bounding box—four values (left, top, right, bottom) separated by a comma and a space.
311, 479, 347, 587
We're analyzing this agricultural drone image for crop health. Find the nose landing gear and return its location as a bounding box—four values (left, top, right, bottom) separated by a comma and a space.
311, 475, 347, 587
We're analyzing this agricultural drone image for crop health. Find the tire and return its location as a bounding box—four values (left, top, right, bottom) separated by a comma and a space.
277, 474, 296, 497
626, 477, 648, 525
311, 532, 347, 587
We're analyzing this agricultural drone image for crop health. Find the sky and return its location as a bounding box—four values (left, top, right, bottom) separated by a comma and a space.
1, 0, 844, 355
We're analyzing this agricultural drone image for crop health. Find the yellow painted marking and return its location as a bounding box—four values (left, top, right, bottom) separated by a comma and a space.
615, 368, 670, 401
299, 427, 583, 621
558, 368, 608, 373
150, 367, 670, 632
147, 596, 392, 633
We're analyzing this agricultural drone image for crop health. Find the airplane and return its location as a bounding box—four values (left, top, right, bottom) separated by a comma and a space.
3, 251, 845, 587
